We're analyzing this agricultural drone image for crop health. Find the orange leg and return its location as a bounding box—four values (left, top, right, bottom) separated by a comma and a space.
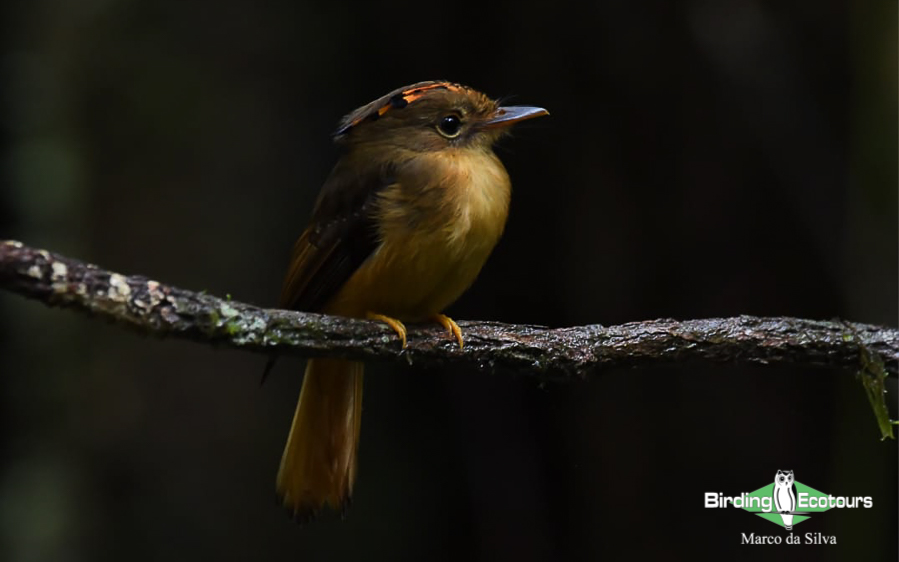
430, 313, 464, 349
366, 312, 407, 348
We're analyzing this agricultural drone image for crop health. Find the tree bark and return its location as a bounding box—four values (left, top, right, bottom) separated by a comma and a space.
1, 239, 897, 380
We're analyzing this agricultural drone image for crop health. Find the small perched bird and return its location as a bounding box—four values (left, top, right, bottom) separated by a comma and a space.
275, 81, 547, 521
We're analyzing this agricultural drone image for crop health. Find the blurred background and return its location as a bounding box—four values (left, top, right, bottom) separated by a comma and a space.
1, 0, 896, 560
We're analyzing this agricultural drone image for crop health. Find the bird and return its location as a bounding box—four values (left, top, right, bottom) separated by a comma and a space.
275, 80, 548, 521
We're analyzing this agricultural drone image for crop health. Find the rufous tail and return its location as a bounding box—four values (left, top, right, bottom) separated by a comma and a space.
276, 358, 363, 522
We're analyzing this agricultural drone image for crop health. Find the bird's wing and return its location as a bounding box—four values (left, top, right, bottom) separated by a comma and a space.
279, 158, 392, 312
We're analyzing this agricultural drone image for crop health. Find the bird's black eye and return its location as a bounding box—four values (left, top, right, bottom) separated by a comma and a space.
437, 115, 463, 138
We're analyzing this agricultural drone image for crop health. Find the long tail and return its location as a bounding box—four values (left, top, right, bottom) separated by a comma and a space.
277, 358, 363, 522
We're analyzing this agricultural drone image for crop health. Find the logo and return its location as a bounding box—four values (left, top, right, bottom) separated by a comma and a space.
704, 470, 873, 545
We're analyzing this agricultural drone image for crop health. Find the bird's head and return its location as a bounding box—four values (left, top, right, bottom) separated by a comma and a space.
333, 81, 548, 153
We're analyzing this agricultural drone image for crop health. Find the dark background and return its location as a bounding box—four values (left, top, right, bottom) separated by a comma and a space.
1, 1, 896, 560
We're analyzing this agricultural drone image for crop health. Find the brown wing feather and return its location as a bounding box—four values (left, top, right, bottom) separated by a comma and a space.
279, 157, 392, 312
278, 228, 333, 309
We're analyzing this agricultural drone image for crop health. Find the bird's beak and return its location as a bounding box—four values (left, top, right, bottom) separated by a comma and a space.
482, 105, 549, 129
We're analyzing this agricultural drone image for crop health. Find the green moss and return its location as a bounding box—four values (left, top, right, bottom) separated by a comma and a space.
224, 321, 241, 336
207, 309, 220, 329
856, 342, 895, 440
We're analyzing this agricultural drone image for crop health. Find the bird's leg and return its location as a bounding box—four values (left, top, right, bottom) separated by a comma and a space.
430, 313, 464, 349
366, 312, 407, 348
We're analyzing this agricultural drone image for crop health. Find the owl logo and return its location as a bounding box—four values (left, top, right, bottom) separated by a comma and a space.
773, 470, 797, 529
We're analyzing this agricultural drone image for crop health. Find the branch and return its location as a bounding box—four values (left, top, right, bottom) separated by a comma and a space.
1, 239, 897, 381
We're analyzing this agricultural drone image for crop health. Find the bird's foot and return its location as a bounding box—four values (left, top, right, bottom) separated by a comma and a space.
430, 313, 463, 349
366, 312, 407, 348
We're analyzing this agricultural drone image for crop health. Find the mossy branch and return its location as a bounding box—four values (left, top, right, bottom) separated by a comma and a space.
1, 240, 897, 384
